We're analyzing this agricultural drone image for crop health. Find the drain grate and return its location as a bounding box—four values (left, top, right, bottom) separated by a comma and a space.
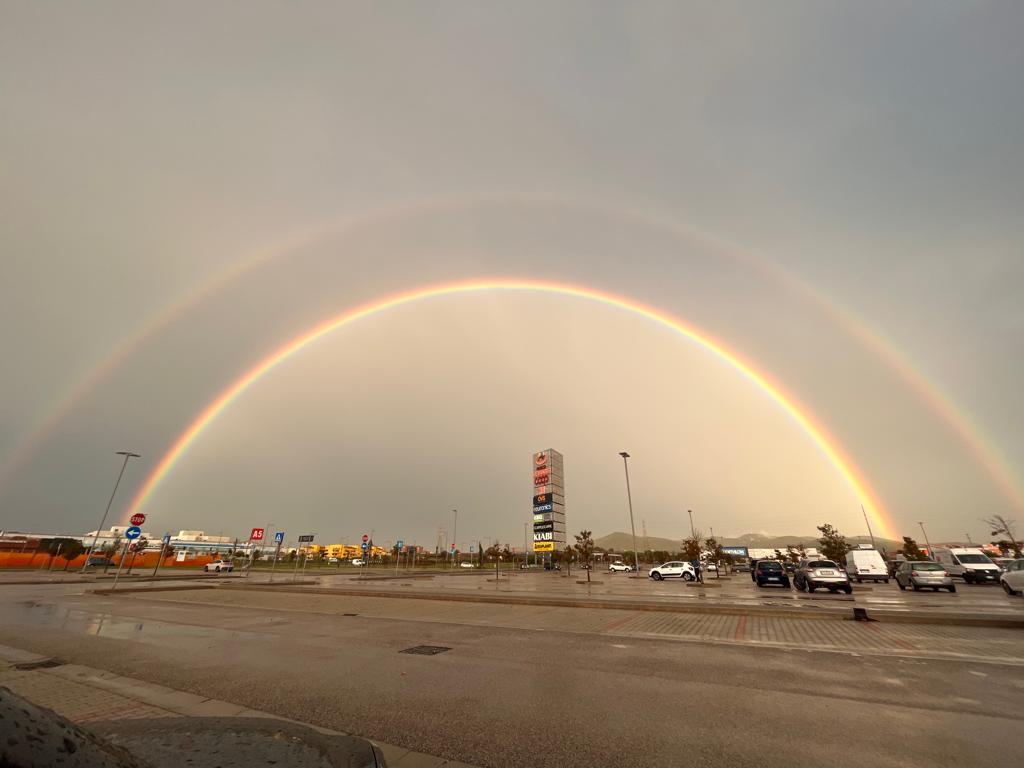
400, 645, 451, 656
343, 613, 358, 616
14, 658, 64, 670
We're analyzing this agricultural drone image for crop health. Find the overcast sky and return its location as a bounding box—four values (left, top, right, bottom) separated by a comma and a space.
1, 1, 1021, 548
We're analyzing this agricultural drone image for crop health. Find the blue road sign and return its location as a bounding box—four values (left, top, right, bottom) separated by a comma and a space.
361, 542, 368, 550
396, 539, 404, 549
274, 531, 285, 543
125, 526, 141, 540
162, 533, 171, 545
470, 545, 476, 553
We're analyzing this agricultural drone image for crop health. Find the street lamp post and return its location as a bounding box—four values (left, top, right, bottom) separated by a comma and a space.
918, 521, 934, 557
451, 509, 458, 568
82, 451, 140, 573
618, 452, 640, 575
688, 509, 696, 539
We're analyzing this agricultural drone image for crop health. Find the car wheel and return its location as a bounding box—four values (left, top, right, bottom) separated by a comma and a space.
963, 573, 974, 585
652, 572, 663, 581
912, 582, 921, 591
898, 581, 906, 590
682, 572, 694, 582
1002, 581, 1017, 596
948, 585, 956, 593
806, 583, 815, 593
856, 577, 862, 583
884, 578, 890, 584
844, 586, 853, 595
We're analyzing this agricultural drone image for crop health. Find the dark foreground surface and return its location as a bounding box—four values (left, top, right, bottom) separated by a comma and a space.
1, 581, 1021, 767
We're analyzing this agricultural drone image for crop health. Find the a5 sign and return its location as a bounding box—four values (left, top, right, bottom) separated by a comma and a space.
250, 528, 265, 541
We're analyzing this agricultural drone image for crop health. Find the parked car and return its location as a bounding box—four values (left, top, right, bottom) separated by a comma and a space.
754, 560, 790, 588
544, 562, 561, 571
886, 557, 907, 578
85, 556, 115, 568
793, 560, 852, 594
350, 558, 365, 566
992, 557, 1015, 572
459, 561, 476, 568
894, 560, 955, 592
999, 559, 1024, 595
703, 562, 718, 573
783, 562, 796, 574
931, 547, 1000, 584
845, 547, 889, 583
579, 563, 593, 570
519, 563, 538, 570
327, 557, 340, 564
608, 562, 634, 572
648, 561, 696, 581
748, 559, 763, 582
731, 561, 751, 573
203, 559, 234, 573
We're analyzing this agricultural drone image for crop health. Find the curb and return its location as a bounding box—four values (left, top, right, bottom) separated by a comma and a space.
0, 644, 478, 767
211, 583, 1024, 628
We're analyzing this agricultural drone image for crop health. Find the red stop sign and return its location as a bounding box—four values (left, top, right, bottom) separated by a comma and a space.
130, 513, 146, 526
362, 534, 369, 542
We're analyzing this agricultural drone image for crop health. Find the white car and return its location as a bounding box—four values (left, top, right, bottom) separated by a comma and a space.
351, 558, 365, 566
1000, 559, 1024, 595
459, 562, 476, 568
649, 561, 696, 581
204, 559, 234, 573
608, 562, 634, 572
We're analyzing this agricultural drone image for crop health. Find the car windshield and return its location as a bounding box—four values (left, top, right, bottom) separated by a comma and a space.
956, 554, 992, 564
911, 562, 944, 571
808, 561, 838, 569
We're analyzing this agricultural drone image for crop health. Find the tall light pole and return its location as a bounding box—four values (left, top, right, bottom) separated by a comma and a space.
688, 509, 696, 539
918, 521, 934, 557
618, 452, 639, 574
83, 451, 140, 572
451, 509, 458, 567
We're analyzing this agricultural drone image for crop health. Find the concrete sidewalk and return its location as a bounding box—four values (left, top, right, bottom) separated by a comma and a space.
0, 644, 476, 768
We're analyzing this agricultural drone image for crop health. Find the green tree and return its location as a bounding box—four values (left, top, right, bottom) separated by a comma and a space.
574, 530, 594, 583
817, 523, 853, 564
982, 515, 1021, 557
682, 535, 702, 561
773, 548, 784, 562
57, 539, 85, 570
704, 537, 724, 578
898, 536, 928, 561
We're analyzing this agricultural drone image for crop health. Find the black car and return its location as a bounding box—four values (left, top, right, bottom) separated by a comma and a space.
544, 562, 561, 571
732, 561, 751, 573
754, 560, 791, 588
85, 556, 115, 568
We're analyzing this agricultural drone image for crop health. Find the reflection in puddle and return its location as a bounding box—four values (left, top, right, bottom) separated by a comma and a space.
11, 601, 236, 643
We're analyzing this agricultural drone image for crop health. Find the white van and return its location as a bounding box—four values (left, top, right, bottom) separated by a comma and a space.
931, 547, 1000, 584
845, 546, 889, 583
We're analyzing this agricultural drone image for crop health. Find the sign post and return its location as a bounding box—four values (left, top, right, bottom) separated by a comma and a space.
395, 540, 404, 575
361, 534, 369, 578
296, 535, 314, 581
152, 533, 170, 580
270, 531, 285, 582
246, 527, 264, 579
111, 525, 142, 591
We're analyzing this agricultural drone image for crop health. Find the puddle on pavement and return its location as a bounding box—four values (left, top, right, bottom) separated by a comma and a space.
10, 600, 242, 643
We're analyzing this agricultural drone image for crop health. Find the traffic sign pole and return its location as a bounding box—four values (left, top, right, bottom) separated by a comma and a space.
110, 540, 130, 592
270, 540, 282, 582
152, 534, 170, 580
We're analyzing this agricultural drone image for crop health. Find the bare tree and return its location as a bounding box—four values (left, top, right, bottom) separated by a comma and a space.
982, 515, 1021, 557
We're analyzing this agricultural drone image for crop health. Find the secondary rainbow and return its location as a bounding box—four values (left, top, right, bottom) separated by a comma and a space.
126, 278, 898, 541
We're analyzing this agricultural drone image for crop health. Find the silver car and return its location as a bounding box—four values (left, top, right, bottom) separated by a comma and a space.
794, 559, 852, 594
895, 560, 955, 593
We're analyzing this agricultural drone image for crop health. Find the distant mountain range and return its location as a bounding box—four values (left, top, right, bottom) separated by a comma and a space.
594, 531, 902, 553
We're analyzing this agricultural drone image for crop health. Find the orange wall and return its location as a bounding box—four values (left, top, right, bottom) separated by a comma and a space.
0, 551, 216, 569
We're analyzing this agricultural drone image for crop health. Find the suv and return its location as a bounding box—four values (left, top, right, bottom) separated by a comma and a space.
754, 560, 790, 588
648, 561, 696, 581
793, 560, 852, 594
204, 559, 234, 572
608, 562, 634, 572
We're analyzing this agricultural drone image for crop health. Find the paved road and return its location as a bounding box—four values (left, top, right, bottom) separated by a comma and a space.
1, 582, 1021, 767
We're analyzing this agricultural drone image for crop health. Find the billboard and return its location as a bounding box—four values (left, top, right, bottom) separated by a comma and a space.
721, 546, 749, 557
530, 449, 565, 555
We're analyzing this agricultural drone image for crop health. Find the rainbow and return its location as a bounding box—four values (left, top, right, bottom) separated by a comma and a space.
125, 278, 898, 541
5, 195, 1020, 521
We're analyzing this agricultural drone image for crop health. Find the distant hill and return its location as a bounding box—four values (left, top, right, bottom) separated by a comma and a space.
594, 531, 901, 553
